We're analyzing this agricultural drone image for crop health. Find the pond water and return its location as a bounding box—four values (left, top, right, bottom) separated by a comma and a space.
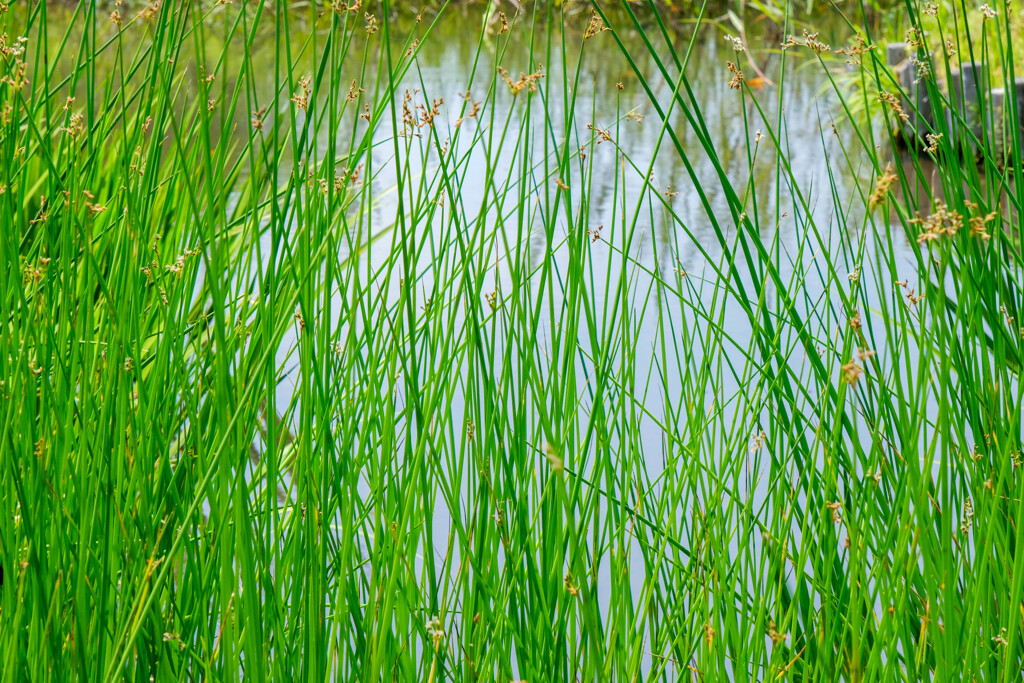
23, 1, 953, 676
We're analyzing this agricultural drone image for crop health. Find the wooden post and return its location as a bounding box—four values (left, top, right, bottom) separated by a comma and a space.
886, 43, 907, 67
1000, 78, 1024, 163
911, 68, 936, 141
886, 43, 916, 143
886, 43, 937, 145
957, 62, 988, 153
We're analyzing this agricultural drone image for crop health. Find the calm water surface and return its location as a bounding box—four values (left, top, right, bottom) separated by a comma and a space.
32, 3, 942, 674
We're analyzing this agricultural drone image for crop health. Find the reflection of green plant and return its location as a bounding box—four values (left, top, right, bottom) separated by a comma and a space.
815, 49, 884, 132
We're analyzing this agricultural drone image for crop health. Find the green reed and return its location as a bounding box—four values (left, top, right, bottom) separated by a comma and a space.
1, 0, 1022, 681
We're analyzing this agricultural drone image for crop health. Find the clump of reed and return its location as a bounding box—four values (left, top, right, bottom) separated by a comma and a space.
1, 0, 1021, 681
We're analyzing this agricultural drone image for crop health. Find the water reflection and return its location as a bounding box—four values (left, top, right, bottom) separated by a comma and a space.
890, 147, 1024, 241
23, 4, 940, 675
25, 2, 869, 275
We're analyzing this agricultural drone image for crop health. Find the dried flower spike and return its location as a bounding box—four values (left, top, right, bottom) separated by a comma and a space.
727, 61, 744, 90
